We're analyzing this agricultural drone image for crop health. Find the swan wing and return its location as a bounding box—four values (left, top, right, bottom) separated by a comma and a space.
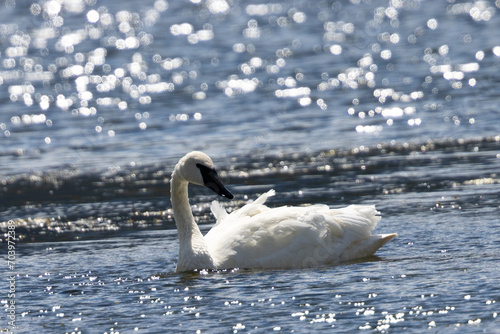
210, 200, 228, 227
230, 189, 275, 218
210, 189, 275, 228
205, 199, 391, 269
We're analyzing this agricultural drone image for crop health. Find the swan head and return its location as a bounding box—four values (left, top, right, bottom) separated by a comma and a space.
175, 151, 234, 199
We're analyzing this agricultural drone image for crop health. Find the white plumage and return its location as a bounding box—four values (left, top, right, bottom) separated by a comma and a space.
171, 151, 396, 273
206, 190, 396, 269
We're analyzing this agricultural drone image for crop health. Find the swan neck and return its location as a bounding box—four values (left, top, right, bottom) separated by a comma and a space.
170, 171, 195, 232
170, 169, 214, 272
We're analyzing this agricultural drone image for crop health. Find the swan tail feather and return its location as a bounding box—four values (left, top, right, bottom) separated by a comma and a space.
340, 233, 397, 262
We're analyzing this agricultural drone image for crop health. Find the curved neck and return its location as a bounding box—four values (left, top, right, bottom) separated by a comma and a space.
171, 170, 196, 232
170, 169, 214, 272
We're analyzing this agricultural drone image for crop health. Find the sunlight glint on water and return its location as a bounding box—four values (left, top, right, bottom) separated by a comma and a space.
0, 0, 500, 332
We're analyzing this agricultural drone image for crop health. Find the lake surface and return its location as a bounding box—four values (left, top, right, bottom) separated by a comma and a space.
1, 0, 500, 332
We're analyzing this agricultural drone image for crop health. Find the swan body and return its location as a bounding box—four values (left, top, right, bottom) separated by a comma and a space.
171, 151, 396, 273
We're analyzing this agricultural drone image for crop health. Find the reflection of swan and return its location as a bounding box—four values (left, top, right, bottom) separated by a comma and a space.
171, 151, 396, 273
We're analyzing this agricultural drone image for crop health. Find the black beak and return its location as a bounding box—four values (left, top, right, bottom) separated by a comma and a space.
196, 163, 234, 199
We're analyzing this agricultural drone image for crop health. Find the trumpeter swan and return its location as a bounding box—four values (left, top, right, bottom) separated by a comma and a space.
171, 151, 396, 272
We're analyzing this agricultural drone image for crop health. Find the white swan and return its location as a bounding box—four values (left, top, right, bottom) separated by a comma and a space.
171, 151, 396, 273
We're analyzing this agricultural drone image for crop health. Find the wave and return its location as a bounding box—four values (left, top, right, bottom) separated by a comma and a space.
1, 135, 499, 243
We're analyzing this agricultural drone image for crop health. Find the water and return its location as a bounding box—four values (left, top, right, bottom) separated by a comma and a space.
1, 0, 500, 332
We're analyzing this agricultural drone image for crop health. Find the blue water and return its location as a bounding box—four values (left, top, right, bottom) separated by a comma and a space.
1, 0, 500, 332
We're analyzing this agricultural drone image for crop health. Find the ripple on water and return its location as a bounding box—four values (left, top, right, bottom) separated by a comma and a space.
2, 136, 499, 242
1, 0, 500, 332
1, 0, 500, 173
12, 218, 500, 332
